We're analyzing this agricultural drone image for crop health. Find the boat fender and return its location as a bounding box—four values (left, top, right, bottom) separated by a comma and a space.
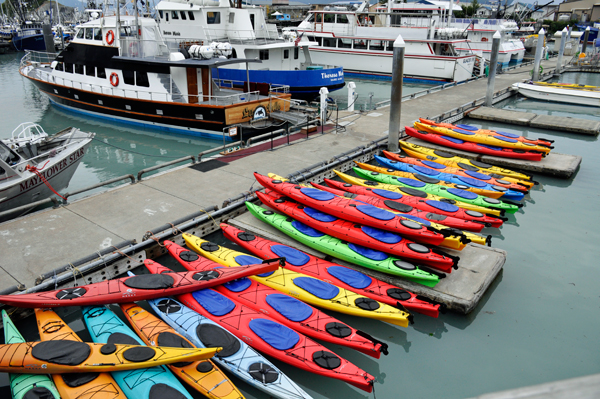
110, 72, 119, 87
106, 30, 114, 45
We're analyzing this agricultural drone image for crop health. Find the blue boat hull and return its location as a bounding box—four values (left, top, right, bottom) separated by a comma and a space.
213, 66, 345, 101
12, 34, 46, 51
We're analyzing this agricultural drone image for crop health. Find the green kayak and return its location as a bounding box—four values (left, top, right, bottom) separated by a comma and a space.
246, 202, 443, 287
2, 310, 61, 399
353, 167, 520, 214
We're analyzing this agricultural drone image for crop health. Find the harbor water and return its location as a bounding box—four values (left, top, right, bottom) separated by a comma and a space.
1, 49, 600, 399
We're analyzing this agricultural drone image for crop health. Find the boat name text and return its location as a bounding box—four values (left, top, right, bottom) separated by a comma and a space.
19, 147, 87, 192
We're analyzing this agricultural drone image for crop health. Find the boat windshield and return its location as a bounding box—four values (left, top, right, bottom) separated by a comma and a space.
0, 142, 21, 165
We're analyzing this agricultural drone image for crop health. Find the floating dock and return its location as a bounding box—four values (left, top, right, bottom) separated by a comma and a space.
468, 106, 600, 136
228, 211, 506, 314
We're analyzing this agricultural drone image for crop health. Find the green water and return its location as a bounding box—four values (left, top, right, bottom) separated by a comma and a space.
1, 54, 600, 398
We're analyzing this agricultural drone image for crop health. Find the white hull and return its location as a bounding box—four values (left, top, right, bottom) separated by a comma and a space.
512, 83, 600, 107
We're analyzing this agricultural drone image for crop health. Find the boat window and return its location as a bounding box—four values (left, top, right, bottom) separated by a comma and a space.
97, 67, 106, 78
55, 62, 63, 71
315, 13, 322, 23
180, 11, 187, 20
120, 26, 132, 37
136, 71, 149, 87
229, 13, 234, 23
322, 37, 336, 47
250, 14, 254, 29
94, 28, 102, 40
337, 38, 351, 48
207, 12, 220, 24
85, 28, 93, 40
385, 40, 394, 51
75, 64, 84, 74
171, 11, 179, 19
165, 13, 169, 21
76, 29, 84, 39
353, 39, 367, 50
0, 166, 4, 176
306, 14, 314, 22
283, 49, 289, 59
369, 40, 384, 51
159, 10, 163, 19
314, 36, 322, 45
259, 49, 269, 60
64, 63, 73, 73
188, 11, 195, 20
323, 14, 335, 23
86, 65, 95, 76
336, 14, 348, 24
123, 70, 135, 85
294, 47, 299, 59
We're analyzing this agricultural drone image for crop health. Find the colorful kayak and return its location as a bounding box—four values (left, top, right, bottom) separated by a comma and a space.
0, 340, 218, 374
255, 172, 466, 248
372, 155, 525, 201
398, 141, 537, 182
418, 118, 554, 147
178, 287, 377, 393
245, 202, 449, 285
34, 308, 129, 399
335, 170, 506, 217
353, 167, 521, 214
148, 297, 312, 399
183, 234, 414, 327
221, 223, 443, 318
414, 121, 553, 154
82, 305, 196, 399
322, 177, 505, 228
160, 246, 387, 358
405, 127, 545, 161
3, 310, 61, 399
382, 150, 532, 192
120, 302, 246, 399
258, 190, 461, 270
0, 262, 278, 308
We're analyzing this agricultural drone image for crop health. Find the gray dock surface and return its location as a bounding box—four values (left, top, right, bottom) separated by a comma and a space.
469, 106, 600, 136
0, 58, 570, 296
228, 211, 506, 314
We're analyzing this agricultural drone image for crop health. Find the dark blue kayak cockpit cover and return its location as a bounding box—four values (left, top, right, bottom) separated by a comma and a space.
348, 243, 389, 261
270, 245, 310, 266
456, 175, 487, 188
452, 128, 476, 135
373, 189, 402, 200
361, 225, 402, 244
401, 214, 430, 226
397, 177, 426, 187
249, 319, 300, 351
447, 188, 478, 200
422, 160, 445, 169
477, 144, 503, 151
412, 165, 438, 176
327, 266, 372, 289
495, 130, 520, 138
300, 188, 335, 201
303, 207, 337, 222
293, 277, 339, 299
223, 278, 252, 293
426, 200, 459, 212
455, 124, 478, 131
356, 205, 395, 221
192, 289, 235, 316
440, 136, 465, 144
266, 293, 313, 322
234, 254, 275, 277
292, 221, 325, 237
464, 170, 491, 180
493, 135, 518, 143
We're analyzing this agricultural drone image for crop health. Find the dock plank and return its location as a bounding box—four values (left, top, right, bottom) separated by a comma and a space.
468, 107, 538, 125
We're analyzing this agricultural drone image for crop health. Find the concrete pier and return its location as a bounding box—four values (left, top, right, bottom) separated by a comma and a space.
228, 211, 506, 314
468, 106, 600, 136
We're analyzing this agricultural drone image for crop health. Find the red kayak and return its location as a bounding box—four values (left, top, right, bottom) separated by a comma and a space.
163, 240, 388, 358
405, 127, 544, 161
145, 262, 377, 392
310, 181, 485, 232
221, 223, 443, 318
254, 172, 466, 247
0, 261, 278, 308
258, 191, 458, 273
323, 178, 505, 228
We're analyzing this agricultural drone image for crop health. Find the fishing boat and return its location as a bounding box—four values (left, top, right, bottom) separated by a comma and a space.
155, 0, 345, 100
19, 13, 303, 142
295, 1, 476, 83
12, 21, 47, 51
0, 122, 94, 218
512, 82, 600, 106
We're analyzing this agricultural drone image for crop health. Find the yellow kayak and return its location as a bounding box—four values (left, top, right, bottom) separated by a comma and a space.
335, 170, 503, 217
398, 141, 535, 183
183, 234, 413, 328
532, 81, 600, 92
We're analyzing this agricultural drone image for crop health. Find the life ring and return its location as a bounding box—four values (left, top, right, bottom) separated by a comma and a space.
106, 30, 114, 45
110, 72, 119, 87
481, 37, 488, 42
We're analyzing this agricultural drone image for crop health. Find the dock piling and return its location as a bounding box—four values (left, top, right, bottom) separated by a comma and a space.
582, 26, 590, 54
485, 31, 501, 107
532, 28, 545, 81
555, 28, 568, 76
347, 82, 356, 112
388, 34, 405, 153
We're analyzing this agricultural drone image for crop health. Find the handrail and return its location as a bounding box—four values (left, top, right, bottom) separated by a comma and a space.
63, 174, 136, 200
0, 197, 60, 220
137, 155, 196, 181
198, 140, 242, 163
245, 128, 286, 147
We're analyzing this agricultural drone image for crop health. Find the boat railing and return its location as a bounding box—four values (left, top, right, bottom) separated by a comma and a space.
119, 37, 170, 58
20, 50, 56, 68
10, 122, 47, 144
197, 26, 284, 45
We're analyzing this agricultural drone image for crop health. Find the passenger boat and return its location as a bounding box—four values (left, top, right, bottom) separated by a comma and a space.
155, 0, 345, 100
0, 122, 94, 218
512, 82, 600, 107
19, 14, 301, 142
295, 2, 475, 83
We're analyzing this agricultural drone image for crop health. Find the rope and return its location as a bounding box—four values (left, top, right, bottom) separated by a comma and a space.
25, 160, 67, 201
66, 263, 84, 286
167, 223, 182, 236
144, 232, 165, 247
